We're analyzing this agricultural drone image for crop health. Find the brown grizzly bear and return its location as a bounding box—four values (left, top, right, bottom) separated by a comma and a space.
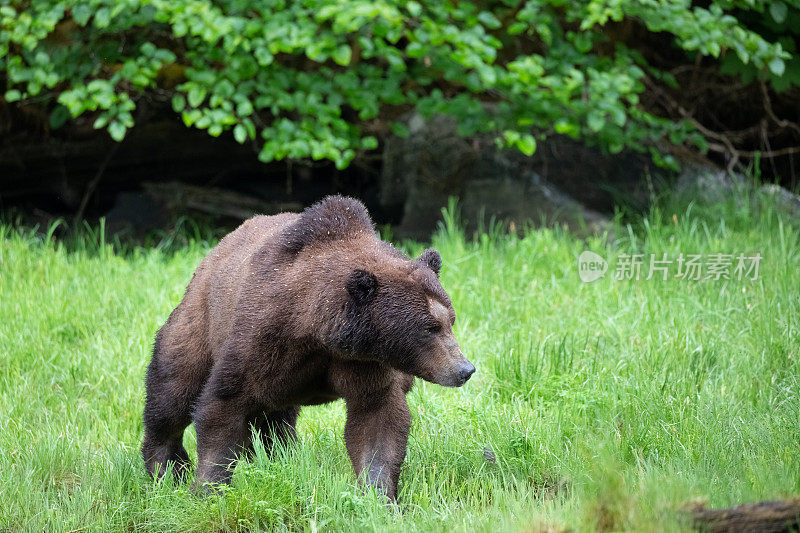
142, 195, 474, 501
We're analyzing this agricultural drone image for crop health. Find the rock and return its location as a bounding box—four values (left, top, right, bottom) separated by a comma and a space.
760, 183, 800, 222
380, 113, 660, 239
458, 160, 610, 237
482, 447, 496, 463
104, 191, 169, 236
674, 162, 746, 204
674, 167, 800, 225
381, 114, 476, 236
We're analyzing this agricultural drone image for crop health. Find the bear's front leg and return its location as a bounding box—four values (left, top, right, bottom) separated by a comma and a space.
193, 393, 249, 490
343, 384, 411, 502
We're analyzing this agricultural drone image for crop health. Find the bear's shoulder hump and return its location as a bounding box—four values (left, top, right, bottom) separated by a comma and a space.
278, 195, 375, 255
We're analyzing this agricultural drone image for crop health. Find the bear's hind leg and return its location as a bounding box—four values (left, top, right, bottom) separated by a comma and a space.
244, 406, 301, 458
142, 427, 190, 480
142, 338, 204, 481
142, 384, 193, 480
193, 394, 249, 489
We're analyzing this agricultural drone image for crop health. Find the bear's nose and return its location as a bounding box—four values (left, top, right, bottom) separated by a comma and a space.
458, 361, 476, 384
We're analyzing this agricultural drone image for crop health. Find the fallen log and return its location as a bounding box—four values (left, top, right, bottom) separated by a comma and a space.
688, 499, 800, 533
141, 181, 302, 220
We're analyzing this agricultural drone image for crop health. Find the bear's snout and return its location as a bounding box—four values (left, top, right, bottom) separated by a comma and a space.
442, 357, 475, 387
420, 335, 475, 387
456, 360, 476, 385
433, 346, 476, 387
435, 356, 475, 387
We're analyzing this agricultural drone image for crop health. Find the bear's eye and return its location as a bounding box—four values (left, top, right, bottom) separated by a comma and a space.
425, 323, 442, 334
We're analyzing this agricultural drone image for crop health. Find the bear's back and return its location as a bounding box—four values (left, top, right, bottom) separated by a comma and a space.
166, 212, 299, 356
204, 213, 301, 351
167, 196, 380, 357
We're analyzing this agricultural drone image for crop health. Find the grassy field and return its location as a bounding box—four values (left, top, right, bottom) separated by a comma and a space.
1, 189, 798, 532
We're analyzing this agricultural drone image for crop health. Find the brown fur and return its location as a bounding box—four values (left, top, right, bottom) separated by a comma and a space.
142, 195, 474, 500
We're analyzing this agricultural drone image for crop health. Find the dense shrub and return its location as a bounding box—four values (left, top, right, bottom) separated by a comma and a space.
1, 0, 797, 169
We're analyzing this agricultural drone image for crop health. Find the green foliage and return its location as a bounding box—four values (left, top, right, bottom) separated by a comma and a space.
1, 189, 799, 530
1, 0, 796, 168
718, 1, 800, 91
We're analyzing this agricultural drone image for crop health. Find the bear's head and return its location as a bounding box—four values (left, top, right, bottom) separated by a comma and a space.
335, 248, 475, 387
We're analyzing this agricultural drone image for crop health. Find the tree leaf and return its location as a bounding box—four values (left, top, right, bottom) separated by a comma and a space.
49, 105, 69, 128
587, 111, 605, 132
391, 122, 410, 138
187, 87, 206, 108
72, 4, 91, 25
406, 1, 422, 17
769, 2, 788, 24
361, 136, 378, 150
477, 11, 501, 29
94, 7, 110, 28
517, 134, 536, 156
108, 121, 126, 141
234, 124, 247, 143
769, 57, 786, 77
172, 94, 186, 112
332, 44, 352, 66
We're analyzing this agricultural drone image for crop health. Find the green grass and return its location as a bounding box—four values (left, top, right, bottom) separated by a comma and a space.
1, 189, 799, 532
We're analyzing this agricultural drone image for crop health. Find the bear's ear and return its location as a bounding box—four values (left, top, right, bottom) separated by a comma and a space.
416, 248, 441, 276
346, 269, 378, 306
